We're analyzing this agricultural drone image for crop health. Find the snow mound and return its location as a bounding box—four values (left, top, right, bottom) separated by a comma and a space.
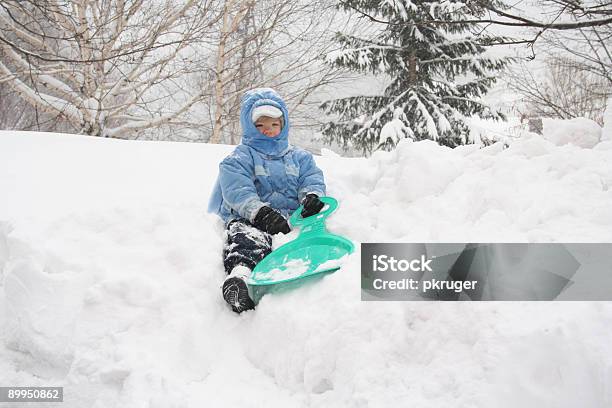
602, 98, 612, 141
1, 131, 611, 407
542, 117, 602, 148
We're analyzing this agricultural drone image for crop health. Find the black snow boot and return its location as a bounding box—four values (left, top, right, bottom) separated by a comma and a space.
222, 267, 255, 313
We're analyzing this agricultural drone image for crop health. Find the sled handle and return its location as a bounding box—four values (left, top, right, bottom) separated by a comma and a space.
290, 196, 338, 228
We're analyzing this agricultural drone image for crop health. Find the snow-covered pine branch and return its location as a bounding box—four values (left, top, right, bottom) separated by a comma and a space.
322, 0, 510, 153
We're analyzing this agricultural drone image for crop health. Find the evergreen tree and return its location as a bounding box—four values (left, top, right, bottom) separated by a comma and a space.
321, 0, 510, 153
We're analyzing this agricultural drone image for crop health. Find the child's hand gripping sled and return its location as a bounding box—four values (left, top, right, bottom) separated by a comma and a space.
247, 196, 354, 303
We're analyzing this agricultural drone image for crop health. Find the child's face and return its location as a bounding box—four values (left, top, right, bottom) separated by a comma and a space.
255, 116, 282, 138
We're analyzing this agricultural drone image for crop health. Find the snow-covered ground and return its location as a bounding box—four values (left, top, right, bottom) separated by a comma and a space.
1, 130, 612, 407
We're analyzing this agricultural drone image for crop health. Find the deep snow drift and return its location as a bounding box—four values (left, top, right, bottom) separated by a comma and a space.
1, 130, 612, 407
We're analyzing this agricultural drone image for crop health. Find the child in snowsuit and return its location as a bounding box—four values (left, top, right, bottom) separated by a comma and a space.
208, 88, 326, 313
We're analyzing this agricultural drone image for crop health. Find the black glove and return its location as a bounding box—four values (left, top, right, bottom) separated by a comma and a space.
301, 194, 325, 218
253, 206, 291, 235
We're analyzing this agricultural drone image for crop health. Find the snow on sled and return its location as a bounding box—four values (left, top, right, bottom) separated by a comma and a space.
247, 196, 354, 303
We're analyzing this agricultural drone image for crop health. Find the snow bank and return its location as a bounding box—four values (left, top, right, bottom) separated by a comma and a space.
468, 116, 606, 149
542, 117, 602, 148
603, 98, 612, 142
1, 131, 611, 407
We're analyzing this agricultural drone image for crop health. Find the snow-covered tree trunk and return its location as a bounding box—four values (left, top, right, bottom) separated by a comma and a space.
0, 0, 219, 138
210, 0, 254, 144
206, 0, 347, 146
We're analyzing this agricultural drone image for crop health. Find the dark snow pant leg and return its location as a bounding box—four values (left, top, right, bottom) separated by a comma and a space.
223, 218, 273, 275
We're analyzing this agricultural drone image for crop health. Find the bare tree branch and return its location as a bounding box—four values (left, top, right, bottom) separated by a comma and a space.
0, 0, 220, 137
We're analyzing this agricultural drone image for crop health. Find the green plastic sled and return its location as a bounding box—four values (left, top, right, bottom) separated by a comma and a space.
247, 196, 354, 303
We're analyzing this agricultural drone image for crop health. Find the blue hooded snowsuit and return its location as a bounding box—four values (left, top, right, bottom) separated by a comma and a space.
208, 88, 326, 224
